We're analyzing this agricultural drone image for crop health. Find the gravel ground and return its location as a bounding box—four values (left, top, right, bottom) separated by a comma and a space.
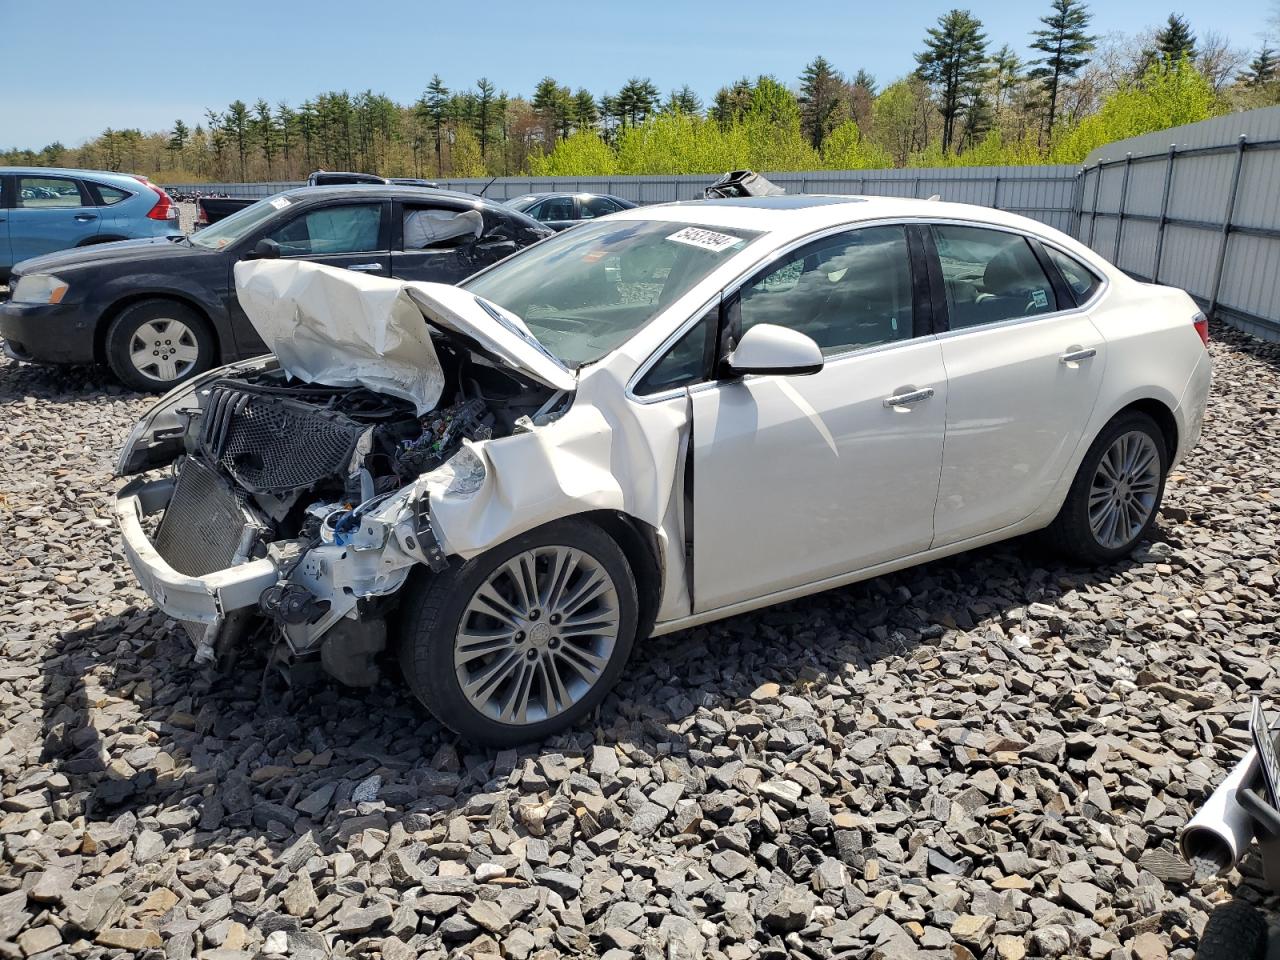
1, 326, 1278, 960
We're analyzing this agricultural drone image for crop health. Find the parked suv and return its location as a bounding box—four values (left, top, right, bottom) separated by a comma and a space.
0, 168, 180, 283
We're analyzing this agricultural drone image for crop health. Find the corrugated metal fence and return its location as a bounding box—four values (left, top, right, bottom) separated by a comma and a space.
1077, 106, 1280, 341
165, 166, 1080, 233
164, 107, 1280, 341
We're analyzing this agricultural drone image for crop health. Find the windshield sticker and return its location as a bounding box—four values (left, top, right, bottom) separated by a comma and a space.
1031, 288, 1049, 309
666, 227, 742, 252
269, 197, 291, 210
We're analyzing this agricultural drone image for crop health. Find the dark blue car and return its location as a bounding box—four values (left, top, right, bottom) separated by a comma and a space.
0, 167, 181, 283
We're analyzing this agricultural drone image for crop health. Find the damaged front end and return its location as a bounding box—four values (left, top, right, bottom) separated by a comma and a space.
115, 261, 570, 685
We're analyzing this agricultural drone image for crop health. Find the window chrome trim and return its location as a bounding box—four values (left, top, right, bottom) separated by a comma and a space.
624, 214, 1111, 404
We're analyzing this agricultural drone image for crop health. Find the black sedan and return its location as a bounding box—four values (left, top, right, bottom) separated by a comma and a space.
505, 192, 636, 231
0, 185, 552, 390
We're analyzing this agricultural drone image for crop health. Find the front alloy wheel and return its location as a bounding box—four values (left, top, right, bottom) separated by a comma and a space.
128, 318, 201, 384
455, 546, 621, 725
399, 518, 638, 745
105, 298, 215, 391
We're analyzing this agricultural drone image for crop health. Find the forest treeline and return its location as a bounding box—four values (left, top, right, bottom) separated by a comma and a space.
4, 6, 1279, 181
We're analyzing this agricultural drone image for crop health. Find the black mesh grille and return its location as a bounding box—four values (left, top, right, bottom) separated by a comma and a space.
200, 385, 367, 494
153, 457, 254, 577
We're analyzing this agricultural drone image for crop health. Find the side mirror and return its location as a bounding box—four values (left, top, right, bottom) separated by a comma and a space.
250, 238, 280, 260
725, 323, 824, 377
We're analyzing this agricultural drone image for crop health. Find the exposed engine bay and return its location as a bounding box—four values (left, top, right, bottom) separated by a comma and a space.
142, 339, 562, 682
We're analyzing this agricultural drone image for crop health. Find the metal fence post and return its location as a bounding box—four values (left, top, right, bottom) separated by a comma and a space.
1087, 164, 1102, 248
1209, 135, 1248, 319
992, 174, 1001, 211
1152, 143, 1177, 283
1112, 153, 1132, 264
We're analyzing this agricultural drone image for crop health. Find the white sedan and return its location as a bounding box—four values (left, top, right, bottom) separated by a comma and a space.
115, 195, 1211, 744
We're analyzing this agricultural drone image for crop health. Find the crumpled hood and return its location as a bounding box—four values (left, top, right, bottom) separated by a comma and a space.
234, 260, 575, 413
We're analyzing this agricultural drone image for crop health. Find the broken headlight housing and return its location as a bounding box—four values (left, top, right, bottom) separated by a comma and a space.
115, 355, 278, 477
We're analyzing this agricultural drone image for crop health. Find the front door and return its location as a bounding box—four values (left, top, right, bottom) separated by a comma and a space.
927, 223, 1107, 545
689, 224, 948, 613
8, 174, 101, 262
229, 200, 391, 356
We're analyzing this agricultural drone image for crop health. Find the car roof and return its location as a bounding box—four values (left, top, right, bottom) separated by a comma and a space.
280, 184, 503, 207
612, 194, 1063, 241
511, 191, 626, 200
0, 166, 143, 182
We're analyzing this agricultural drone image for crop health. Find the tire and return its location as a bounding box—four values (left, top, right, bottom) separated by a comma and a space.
1196, 900, 1269, 960
398, 518, 639, 746
105, 299, 216, 391
1044, 410, 1168, 564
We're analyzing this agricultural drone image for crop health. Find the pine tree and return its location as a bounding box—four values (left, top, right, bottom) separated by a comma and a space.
852, 69, 878, 96
616, 78, 659, 128
474, 78, 496, 162
711, 78, 754, 124
167, 119, 189, 168
1243, 45, 1279, 85
253, 99, 278, 178
915, 9, 989, 152
532, 77, 570, 144
572, 88, 599, 131
223, 100, 253, 180
1027, 0, 1095, 142
275, 102, 295, 174
1155, 14, 1197, 62
422, 75, 450, 175
990, 45, 1023, 123
798, 56, 847, 149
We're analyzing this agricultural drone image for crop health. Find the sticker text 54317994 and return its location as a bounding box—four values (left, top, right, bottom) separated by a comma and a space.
666, 227, 743, 253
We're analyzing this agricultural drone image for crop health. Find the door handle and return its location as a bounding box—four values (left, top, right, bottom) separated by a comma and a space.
1059, 347, 1097, 364
883, 387, 935, 409
346, 262, 383, 272
74, 213, 98, 222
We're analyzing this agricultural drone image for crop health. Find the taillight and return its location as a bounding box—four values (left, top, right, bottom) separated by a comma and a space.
1193, 311, 1209, 347
145, 184, 177, 221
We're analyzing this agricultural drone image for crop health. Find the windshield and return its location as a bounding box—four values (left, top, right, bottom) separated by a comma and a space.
189, 195, 293, 250
462, 218, 761, 368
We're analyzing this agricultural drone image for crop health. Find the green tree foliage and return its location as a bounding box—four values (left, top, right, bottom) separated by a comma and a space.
474, 78, 497, 162
798, 56, 848, 149
819, 121, 892, 168
530, 130, 617, 175
223, 100, 252, 180
915, 9, 990, 152
1050, 57, 1215, 162
1242, 45, 1277, 85
1028, 0, 1096, 141
1155, 14, 1197, 62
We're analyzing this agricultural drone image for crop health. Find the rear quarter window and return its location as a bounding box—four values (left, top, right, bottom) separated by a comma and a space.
93, 183, 131, 205
1046, 247, 1103, 304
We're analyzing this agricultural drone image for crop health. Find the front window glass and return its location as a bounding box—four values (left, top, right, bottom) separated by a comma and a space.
581, 196, 622, 219
18, 176, 83, 208
463, 219, 760, 368
537, 197, 575, 221
189, 196, 291, 250
267, 203, 382, 255
933, 225, 1058, 329
635, 311, 715, 396
738, 225, 915, 356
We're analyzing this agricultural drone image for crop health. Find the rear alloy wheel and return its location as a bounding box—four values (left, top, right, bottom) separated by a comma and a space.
399, 519, 638, 745
106, 299, 215, 391
1046, 411, 1168, 564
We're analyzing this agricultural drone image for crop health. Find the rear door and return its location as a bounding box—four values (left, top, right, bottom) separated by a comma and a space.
927, 222, 1107, 546
532, 196, 577, 231
391, 199, 483, 283
8, 174, 101, 261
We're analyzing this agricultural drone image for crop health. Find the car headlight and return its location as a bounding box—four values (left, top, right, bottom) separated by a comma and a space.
115, 354, 278, 476
12, 274, 70, 305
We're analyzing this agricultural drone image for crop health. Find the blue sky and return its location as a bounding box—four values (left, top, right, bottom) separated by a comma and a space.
3, 0, 1274, 149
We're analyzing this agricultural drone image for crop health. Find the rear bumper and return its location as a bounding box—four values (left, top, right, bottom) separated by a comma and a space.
114, 475, 280, 628
0, 299, 97, 364
1172, 349, 1212, 467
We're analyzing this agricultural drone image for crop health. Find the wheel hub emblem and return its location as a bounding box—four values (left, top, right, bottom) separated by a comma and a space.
528, 622, 552, 647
